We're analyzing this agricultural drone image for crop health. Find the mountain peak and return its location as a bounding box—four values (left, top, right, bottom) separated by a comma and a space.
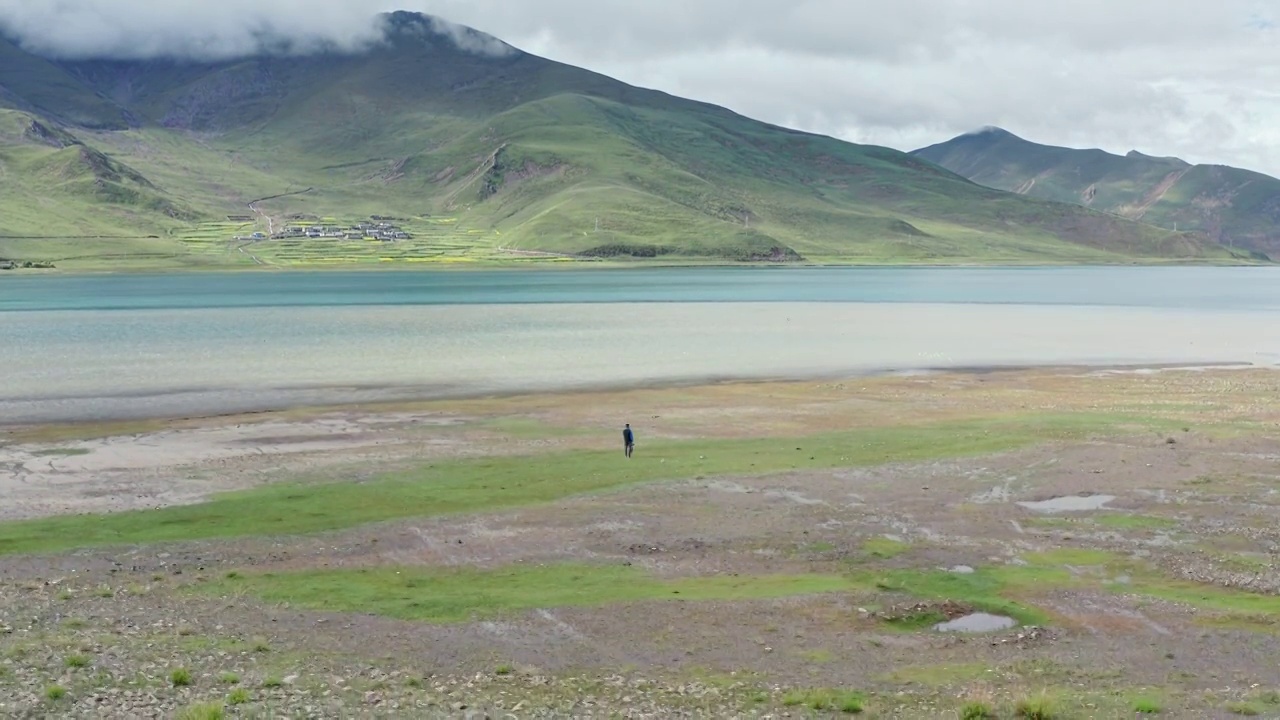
962, 126, 1015, 139
1125, 149, 1188, 165
379, 11, 519, 58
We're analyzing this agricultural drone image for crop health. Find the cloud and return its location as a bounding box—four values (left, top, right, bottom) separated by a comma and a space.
412, 0, 1280, 175
424, 15, 515, 57
0, 1, 513, 60
0, 0, 388, 59
1, 1, 1278, 175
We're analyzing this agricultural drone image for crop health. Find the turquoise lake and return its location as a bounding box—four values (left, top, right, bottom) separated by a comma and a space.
3, 267, 1278, 423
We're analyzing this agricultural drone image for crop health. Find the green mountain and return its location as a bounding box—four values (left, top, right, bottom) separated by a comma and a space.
912, 127, 1278, 259
0, 13, 1244, 269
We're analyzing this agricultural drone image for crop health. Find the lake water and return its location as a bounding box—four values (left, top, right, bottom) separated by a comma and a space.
3, 267, 1279, 424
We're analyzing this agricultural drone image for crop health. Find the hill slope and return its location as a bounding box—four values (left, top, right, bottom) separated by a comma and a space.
0, 110, 194, 234
0, 13, 1244, 268
913, 127, 1279, 259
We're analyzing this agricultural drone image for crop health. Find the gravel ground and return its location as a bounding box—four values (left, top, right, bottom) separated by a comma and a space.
4, 368, 1280, 718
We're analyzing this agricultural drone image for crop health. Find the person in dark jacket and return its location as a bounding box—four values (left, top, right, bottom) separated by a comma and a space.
623, 423, 635, 458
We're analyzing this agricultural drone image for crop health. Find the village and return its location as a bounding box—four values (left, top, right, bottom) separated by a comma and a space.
0, 259, 55, 270
232, 217, 413, 243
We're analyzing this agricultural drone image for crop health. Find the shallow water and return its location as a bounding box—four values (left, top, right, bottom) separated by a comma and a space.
3, 268, 1280, 423
933, 613, 1018, 633
1017, 495, 1117, 512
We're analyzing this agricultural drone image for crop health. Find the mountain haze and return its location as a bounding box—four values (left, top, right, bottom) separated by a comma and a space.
0, 13, 1242, 268
913, 127, 1279, 259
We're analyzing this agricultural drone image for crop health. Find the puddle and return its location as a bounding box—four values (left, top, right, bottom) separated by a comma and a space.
764, 489, 826, 505
1017, 494, 1116, 512
933, 613, 1017, 633
706, 480, 751, 494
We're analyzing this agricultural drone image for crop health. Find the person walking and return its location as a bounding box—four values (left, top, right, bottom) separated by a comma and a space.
623, 423, 635, 458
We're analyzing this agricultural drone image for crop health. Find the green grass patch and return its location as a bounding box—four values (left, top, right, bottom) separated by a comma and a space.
30, 447, 91, 457
169, 667, 192, 687
203, 563, 857, 623
44, 684, 66, 701
865, 545, 1280, 631
886, 663, 991, 687
227, 688, 250, 705
0, 415, 1134, 555
857, 548, 1135, 626
218, 672, 240, 685
1128, 577, 1280, 616
862, 567, 1056, 626
174, 702, 224, 720
1023, 549, 1117, 566
1133, 695, 1163, 714
63, 654, 90, 669
960, 700, 996, 719
1015, 693, 1059, 719
782, 688, 865, 713
1094, 514, 1178, 531
882, 608, 948, 632
886, 547, 1280, 627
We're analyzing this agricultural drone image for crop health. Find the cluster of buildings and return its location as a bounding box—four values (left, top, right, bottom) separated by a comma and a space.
0, 259, 56, 270
270, 221, 412, 242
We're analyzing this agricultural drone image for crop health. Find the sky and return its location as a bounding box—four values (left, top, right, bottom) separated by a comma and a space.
2, 0, 1278, 175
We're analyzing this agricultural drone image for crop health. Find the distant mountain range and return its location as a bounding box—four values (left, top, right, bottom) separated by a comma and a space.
0, 12, 1249, 268
913, 127, 1278, 259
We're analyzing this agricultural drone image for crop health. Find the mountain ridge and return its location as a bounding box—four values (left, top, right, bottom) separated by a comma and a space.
0, 13, 1247, 269
912, 127, 1279, 258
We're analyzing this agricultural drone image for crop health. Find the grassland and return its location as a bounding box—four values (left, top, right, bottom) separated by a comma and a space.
0, 414, 1126, 555
205, 564, 859, 623
5, 368, 1280, 717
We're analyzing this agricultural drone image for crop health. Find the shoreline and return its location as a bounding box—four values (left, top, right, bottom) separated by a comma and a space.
3, 255, 1270, 277
1, 361, 1265, 434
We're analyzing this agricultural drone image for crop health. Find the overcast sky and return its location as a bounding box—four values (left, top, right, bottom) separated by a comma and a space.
3, 1, 1278, 175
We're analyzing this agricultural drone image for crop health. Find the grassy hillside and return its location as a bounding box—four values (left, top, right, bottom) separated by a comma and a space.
0, 110, 195, 245
0, 14, 1248, 268
913, 128, 1279, 259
